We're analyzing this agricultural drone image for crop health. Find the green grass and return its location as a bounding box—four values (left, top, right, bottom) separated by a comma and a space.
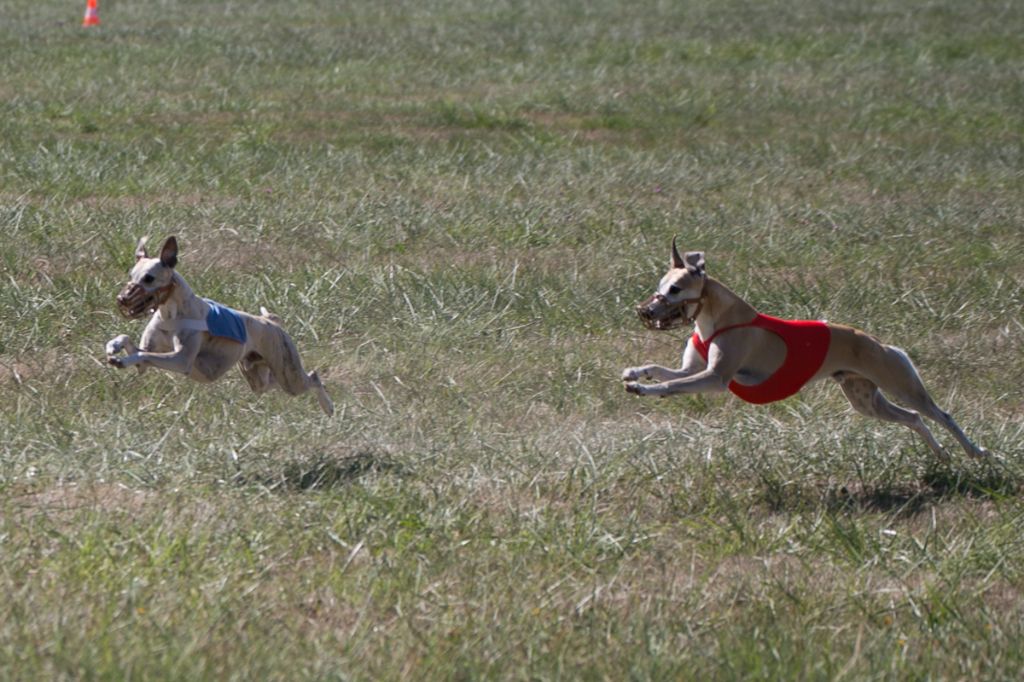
2, 0, 1023, 678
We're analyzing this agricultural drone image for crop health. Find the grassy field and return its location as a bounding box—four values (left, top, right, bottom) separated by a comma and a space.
2, 0, 1023, 678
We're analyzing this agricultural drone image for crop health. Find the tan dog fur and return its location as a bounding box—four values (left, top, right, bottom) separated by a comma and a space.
106, 236, 334, 416
622, 239, 987, 461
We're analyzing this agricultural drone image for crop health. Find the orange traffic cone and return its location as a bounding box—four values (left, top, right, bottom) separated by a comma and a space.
82, 0, 100, 26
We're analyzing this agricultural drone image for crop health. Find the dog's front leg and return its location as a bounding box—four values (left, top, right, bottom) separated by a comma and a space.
622, 364, 692, 382
110, 333, 202, 375
106, 334, 137, 357
624, 368, 730, 397
106, 334, 149, 375
622, 341, 707, 382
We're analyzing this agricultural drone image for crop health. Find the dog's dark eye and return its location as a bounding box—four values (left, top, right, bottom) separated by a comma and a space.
143, 274, 154, 284
668, 285, 681, 295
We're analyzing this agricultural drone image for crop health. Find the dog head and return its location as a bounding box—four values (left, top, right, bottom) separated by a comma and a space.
116, 236, 179, 319
635, 237, 706, 330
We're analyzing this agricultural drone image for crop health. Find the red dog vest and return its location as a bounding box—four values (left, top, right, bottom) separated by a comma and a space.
691, 314, 830, 404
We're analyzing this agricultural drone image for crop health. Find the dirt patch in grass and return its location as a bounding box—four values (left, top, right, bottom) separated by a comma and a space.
11, 482, 155, 520
0, 350, 81, 387
0, 357, 46, 386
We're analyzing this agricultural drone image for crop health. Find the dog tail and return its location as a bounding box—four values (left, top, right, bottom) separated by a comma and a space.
260, 306, 284, 326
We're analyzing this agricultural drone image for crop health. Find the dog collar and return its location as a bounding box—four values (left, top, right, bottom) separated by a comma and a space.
681, 279, 707, 324
153, 281, 175, 308
682, 296, 704, 324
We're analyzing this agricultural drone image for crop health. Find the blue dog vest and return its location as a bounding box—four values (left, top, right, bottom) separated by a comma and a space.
203, 299, 247, 344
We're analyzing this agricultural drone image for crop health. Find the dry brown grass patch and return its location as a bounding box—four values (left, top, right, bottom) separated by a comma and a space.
12, 481, 155, 521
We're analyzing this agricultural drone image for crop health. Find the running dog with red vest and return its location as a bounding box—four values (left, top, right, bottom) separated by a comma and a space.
622, 238, 988, 461
106, 236, 334, 416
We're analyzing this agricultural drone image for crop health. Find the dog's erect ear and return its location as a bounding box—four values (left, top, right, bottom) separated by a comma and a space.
135, 237, 149, 261
159, 236, 178, 269
684, 251, 706, 276
671, 236, 685, 269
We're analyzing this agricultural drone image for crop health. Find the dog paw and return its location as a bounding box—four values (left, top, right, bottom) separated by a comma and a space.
970, 446, 991, 460
624, 381, 645, 396
621, 368, 643, 382
106, 334, 136, 358
108, 352, 140, 369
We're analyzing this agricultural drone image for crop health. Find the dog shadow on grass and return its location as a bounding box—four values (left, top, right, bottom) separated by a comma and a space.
759, 463, 1020, 519
236, 449, 403, 493
849, 466, 1019, 517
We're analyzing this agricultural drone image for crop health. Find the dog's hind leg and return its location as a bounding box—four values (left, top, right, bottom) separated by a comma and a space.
308, 371, 334, 417
918, 401, 988, 459
259, 326, 334, 416
870, 347, 989, 459
834, 372, 949, 462
275, 364, 333, 416
239, 352, 276, 395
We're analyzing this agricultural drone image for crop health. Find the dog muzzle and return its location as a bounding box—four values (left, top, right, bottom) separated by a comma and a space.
116, 282, 172, 319
635, 292, 702, 330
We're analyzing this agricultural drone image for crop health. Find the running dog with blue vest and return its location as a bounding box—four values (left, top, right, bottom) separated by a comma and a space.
622, 238, 988, 461
106, 236, 334, 416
